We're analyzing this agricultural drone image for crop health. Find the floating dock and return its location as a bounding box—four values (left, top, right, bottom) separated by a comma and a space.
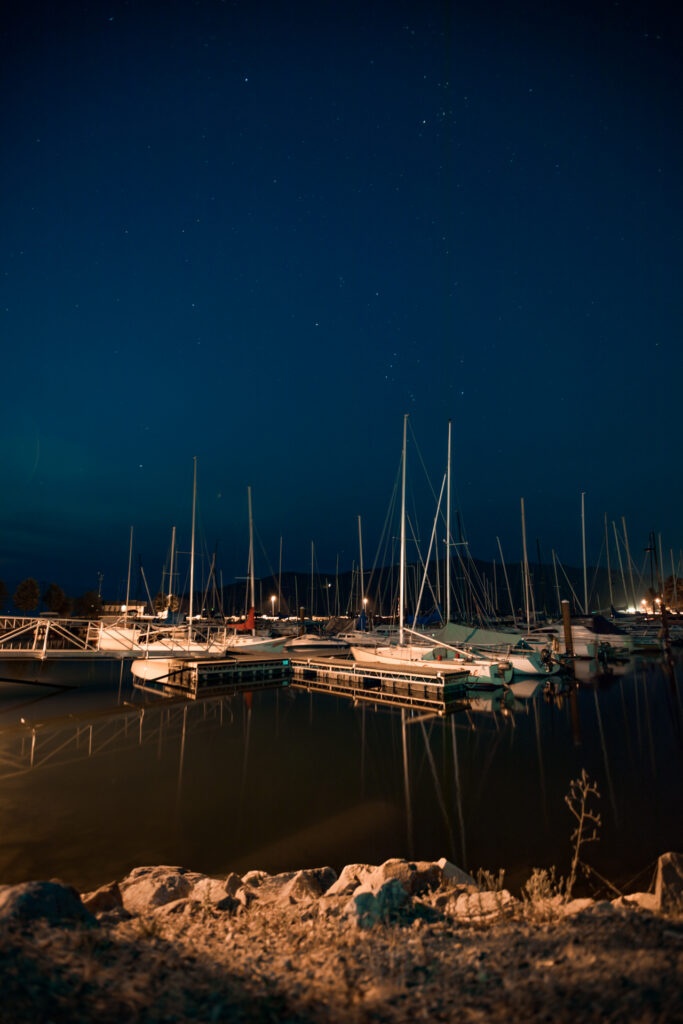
289, 656, 470, 715
131, 654, 292, 699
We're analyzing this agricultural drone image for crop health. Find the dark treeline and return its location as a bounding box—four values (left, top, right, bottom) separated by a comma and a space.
2, 554, 675, 622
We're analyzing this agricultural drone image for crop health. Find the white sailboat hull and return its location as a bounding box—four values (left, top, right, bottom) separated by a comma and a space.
224, 635, 285, 653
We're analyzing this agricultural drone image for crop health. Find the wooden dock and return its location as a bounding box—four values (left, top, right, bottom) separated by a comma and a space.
131, 654, 292, 699
289, 656, 470, 715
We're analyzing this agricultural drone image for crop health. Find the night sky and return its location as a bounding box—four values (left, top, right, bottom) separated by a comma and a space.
2, 0, 681, 600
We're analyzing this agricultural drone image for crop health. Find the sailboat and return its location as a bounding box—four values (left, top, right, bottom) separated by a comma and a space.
350, 417, 510, 684
131, 459, 231, 681
224, 487, 285, 654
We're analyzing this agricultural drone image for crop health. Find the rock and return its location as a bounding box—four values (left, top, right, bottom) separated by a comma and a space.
365, 858, 442, 896
214, 895, 240, 914
0, 881, 95, 926
343, 878, 409, 928
154, 898, 206, 919
119, 866, 200, 913
436, 857, 477, 888
612, 892, 659, 913
562, 898, 596, 916
453, 889, 516, 922
98, 906, 133, 925
241, 870, 269, 887
224, 872, 243, 897
325, 863, 376, 897
569, 900, 622, 920
308, 865, 338, 893
234, 886, 255, 910
278, 869, 328, 904
81, 881, 122, 914
191, 877, 237, 904
655, 852, 683, 913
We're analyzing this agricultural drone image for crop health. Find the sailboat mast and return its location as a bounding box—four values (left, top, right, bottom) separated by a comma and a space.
672, 549, 678, 610
248, 486, 255, 629
124, 526, 133, 625
278, 535, 282, 614
581, 492, 588, 615
399, 414, 408, 646
358, 515, 365, 614
612, 520, 628, 609
604, 513, 613, 609
167, 525, 176, 609
310, 540, 314, 617
622, 515, 637, 610
446, 418, 451, 624
521, 497, 531, 631
188, 457, 197, 640
335, 553, 340, 617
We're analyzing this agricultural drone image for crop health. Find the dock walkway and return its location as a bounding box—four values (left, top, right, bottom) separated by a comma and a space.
289, 655, 470, 715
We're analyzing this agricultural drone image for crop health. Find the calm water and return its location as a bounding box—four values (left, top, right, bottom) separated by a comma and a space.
0, 656, 681, 894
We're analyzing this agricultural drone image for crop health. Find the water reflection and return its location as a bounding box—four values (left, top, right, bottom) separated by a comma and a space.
0, 657, 681, 894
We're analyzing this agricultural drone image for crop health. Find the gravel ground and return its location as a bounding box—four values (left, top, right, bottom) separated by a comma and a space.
1, 884, 682, 1023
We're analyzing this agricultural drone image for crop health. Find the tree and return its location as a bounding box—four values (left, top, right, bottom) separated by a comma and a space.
43, 583, 66, 614
154, 592, 169, 613
13, 578, 40, 613
74, 590, 102, 619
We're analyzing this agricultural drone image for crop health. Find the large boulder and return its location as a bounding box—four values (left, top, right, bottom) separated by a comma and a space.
453, 889, 516, 922
154, 898, 208, 920
365, 858, 441, 896
0, 881, 95, 926
278, 868, 336, 905
191, 876, 240, 905
81, 881, 123, 914
241, 870, 269, 888
325, 863, 376, 897
343, 878, 408, 929
655, 852, 683, 913
562, 898, 596, 916
611, 892, 659, 913
119, 866, 202, 913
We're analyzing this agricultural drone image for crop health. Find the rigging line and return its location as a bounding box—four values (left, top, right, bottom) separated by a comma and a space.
253, 522, 281, 597
413, 474, 447, 624
588, 537, 606, 608
366, 452, 402, 604
139, 565, 155, 611
407, 418, 439, 504
554, 554, 583, 609
453, 543, 489, 622
405, 512, 444, 614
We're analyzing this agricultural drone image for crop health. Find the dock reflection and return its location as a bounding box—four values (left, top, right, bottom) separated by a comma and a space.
0, 655, 680, 892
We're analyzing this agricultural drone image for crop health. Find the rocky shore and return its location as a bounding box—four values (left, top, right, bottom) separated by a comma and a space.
1, 853, 682, 1022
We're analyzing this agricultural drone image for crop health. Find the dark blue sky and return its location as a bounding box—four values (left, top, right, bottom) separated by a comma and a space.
2, 0, 681, 598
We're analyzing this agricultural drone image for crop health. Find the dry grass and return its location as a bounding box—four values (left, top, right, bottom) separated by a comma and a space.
1, 885, 683, 1023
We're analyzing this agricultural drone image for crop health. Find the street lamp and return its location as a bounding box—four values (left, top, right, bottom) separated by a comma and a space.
270, 595, 276, 619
